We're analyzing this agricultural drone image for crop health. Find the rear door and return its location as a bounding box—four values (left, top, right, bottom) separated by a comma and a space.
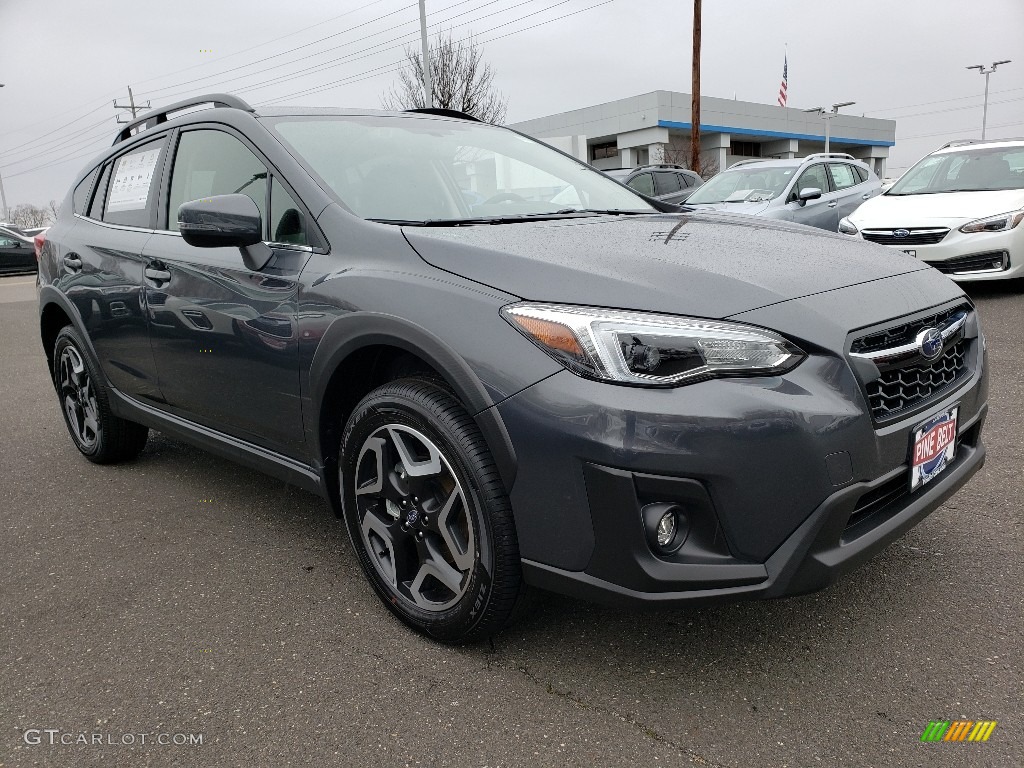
788, 163, 838, 230
59, 137, 168, 403
828, 162, 867, 220
141, 126, 312, 455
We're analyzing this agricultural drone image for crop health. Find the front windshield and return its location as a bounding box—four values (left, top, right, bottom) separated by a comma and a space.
685, 165, 796, 204
888, 145, 1024, 195
267, 115, 654, 222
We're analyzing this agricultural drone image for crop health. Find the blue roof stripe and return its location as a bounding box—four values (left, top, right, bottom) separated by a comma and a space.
657, 120, 895, 147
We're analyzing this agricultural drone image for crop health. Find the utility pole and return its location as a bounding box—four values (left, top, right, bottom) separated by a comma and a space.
966, 60, 1011, 139
418, 0, 434, 109
689, 0, 702, 175
803, 101, 855, 154
113, 86, 151, 124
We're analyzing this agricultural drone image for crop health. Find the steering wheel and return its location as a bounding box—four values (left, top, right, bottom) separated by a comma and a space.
482, 192, 527, 204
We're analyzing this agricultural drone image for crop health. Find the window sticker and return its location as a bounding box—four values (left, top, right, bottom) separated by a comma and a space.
107, 148, 162, 213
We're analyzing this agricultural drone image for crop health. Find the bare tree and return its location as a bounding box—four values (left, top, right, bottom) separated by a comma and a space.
662, 141, 719, 179
9, 203, 50, 229
48, 199, 61, 223
382, 32, 507, 124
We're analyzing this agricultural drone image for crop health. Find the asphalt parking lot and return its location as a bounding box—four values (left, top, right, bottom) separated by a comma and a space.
1, 274, 1020, 768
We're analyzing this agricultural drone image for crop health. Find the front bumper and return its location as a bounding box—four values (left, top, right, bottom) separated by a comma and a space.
867, 225, 1024, 281
496, 329, 988, 605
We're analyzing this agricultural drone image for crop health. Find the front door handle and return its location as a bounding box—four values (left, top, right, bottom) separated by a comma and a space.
144, 266, 171, 284
63, 253, 83, 272
828, 200, 838, 208
862, 193, 871, 199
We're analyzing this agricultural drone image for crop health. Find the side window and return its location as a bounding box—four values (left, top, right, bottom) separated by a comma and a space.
88, 163, 112, 220
654, 172, 682, 195
683, 172, 699, 187
72, 167, 100, 215
854, 166, 869, 183
0, 237, 17, 248
168, 130, 268, 233
103, 138, 167, 228
829, 163, 857, 190
269, 177, 307, 246
627, 172, 655, 196
793, 164, 830, 199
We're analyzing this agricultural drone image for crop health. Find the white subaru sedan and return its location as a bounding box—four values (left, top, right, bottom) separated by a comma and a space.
839, 138, 1024, 280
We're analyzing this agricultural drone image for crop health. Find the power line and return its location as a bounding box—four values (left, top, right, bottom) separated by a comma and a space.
0, 121, 114, 170
140, 0, 501, 106
1, 115, 113, 163
260, 0, 606, 105
864, 86, 1024, 116
900, 119, 1024, 141
134, 1, 422, 100
0, 101, 110, 155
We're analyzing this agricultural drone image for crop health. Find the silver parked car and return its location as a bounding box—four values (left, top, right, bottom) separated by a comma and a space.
683, 153, 882, 231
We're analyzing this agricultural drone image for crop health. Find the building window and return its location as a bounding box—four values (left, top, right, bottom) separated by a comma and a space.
591, 141, 618, 160
730, 141, 762, 158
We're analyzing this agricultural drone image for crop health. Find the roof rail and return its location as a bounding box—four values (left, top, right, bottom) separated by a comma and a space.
405, 108, 480, 122
638, 163, 687, 170
113, 93, 254, 145
728, 158, 767, 168
937, 137, 1024, 150
804, 152, 856, 161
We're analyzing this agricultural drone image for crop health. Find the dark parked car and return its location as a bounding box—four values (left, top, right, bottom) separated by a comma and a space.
37, 94, 988, 642
0, 225, 37, 274
603, 164, 703, 205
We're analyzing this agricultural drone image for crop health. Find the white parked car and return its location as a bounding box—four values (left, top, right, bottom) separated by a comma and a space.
839, 138, 1024, 280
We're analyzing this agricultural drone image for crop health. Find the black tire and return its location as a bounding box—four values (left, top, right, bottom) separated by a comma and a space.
52, 325, 149, 464
340, 377, 522, 643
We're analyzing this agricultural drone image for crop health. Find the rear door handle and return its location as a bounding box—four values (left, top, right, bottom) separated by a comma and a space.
862, 193, 871, 199
144, 266, 171, 284
828, 200, 838, 208
63, 253, 83, 272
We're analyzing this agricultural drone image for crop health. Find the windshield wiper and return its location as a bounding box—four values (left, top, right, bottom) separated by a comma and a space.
370, 210, 651, 226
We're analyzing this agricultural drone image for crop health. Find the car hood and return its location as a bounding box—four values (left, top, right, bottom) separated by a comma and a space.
851, 189, 1024, 226
681, 200, 772, 216
403, 211, 930, 319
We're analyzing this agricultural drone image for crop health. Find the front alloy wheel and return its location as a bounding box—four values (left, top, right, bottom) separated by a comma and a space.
355, 424, 475, 611
340, 377, 522, 642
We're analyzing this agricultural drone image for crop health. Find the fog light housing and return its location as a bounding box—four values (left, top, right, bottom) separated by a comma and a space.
642, 502, 688, 554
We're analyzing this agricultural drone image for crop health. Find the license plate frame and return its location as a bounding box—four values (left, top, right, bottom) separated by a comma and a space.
909, 405, 959, 492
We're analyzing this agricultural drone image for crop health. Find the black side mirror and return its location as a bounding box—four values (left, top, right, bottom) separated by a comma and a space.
178, 194, 263, 249
178, 194, 274, 270
797, 187, 822, 206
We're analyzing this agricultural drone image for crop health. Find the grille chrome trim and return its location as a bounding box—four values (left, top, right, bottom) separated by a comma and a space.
850, 310, 968, 365
861, 227, 949, 245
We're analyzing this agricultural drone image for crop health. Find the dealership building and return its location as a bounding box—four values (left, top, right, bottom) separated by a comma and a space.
509, 90, 896, 179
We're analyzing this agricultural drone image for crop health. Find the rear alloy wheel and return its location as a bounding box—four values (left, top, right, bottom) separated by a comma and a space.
52, 326, 149, 464
340, 378, 522, 642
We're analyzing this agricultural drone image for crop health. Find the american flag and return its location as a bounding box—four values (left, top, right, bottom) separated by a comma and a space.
777, 54, 788, 107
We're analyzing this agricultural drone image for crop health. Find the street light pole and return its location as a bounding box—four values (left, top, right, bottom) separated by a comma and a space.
0, 82, 8, 223
418, 0, 434, 109
803, 101, 855, 154
966, 60, 1011, 139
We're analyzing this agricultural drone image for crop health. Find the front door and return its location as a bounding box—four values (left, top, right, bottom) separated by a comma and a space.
142, 127, 312, 455
789, 163, 839, 230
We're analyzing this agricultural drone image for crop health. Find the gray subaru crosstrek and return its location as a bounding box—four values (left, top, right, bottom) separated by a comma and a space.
36, 94, 987, 642
684, 154, 882, 231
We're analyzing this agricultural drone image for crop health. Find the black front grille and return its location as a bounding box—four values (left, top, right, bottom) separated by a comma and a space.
862, 228, 949, 245
867, 340, 968, 419
850, 304, 969, 355
926, 251, 1008, 275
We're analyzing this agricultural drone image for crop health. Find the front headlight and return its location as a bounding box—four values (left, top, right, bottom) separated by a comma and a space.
959, 208, 1024, 233
502, 303, 805, 386
838, 217, 859, 236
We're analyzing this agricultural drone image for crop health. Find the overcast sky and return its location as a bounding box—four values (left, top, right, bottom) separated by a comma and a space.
1, 0, 1022, 208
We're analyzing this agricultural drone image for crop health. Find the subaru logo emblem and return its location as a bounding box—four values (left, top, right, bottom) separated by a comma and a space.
918, 328, 943, 360
893, 228, 910, 238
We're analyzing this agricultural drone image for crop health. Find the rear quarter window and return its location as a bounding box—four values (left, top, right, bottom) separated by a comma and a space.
72, 167, 100, 215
